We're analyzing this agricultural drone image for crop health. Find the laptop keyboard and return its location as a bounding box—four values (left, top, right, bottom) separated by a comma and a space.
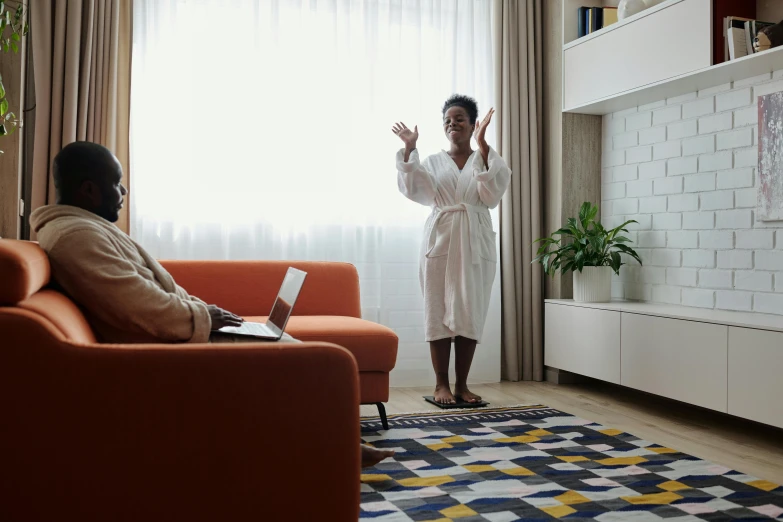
223, 322, 272, 336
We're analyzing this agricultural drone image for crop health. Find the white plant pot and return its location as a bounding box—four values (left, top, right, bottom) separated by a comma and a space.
572, 266, 612, 303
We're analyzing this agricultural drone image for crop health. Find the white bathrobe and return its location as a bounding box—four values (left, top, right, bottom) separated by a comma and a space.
397, 147, 511, 343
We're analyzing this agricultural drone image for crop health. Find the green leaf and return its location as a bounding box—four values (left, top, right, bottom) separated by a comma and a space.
0, 97, 7, 116
0, 1, 4, 17
23, 22, 28, 35
610, 251, 622, 274
11, 32, 19, 41
10, 40, 16, 52
0, 78, 5, 99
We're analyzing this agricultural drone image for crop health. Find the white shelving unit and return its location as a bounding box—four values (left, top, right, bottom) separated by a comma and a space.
562, 0, 783, 115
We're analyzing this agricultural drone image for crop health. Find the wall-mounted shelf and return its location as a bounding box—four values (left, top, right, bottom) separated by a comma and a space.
562, 0, 783, 115
563, 0, 670, 49
566, 45, 783, 115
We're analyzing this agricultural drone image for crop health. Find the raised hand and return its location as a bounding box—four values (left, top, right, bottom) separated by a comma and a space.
473, 108, 495, 146
391, 122, 419, 151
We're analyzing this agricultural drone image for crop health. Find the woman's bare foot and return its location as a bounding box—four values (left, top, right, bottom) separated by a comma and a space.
454, 385, 482, 403
434, 383, 456, 404
361, 444, 394, 468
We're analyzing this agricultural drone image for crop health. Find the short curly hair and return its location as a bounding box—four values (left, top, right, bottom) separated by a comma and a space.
442, 94, 478, 124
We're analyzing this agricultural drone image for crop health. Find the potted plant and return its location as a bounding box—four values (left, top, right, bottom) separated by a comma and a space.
532, 202, 642, 303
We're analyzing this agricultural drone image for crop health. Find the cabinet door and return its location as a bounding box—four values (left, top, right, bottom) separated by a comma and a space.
563, 0, 711, 109
545, 303, 620, 383
728, 327, 783, 429
621, 313, 727, 412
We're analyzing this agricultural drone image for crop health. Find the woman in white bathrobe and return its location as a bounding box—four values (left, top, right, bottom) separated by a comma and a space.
392, 95, 511, 405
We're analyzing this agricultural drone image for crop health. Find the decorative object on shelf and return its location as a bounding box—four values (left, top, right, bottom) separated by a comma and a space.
754, 20, 783, 53
758, 91, 783, 221
617, 0, 647, 20
532, 202, 642, 303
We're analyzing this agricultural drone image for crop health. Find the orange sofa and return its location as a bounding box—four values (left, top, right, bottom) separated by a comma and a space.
161, 259, 399, 427
0, 239, 396, 522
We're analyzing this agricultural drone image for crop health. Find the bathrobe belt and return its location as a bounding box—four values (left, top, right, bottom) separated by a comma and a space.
426, 203, 486, 265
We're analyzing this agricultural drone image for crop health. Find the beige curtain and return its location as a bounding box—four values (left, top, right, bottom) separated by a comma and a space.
494, 0, 544, 382
31, 0, 132, 234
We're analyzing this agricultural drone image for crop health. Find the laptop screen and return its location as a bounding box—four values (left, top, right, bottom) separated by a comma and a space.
266, 268, 307, 336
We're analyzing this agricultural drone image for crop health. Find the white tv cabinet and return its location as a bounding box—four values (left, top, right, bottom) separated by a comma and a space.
545, 299, 783, 429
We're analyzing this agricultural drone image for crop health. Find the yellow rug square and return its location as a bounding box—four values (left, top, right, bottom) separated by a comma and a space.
622, 492, 683, 505
501, 466, 535, 476
441, 436, 467, 443
361, 474, 391, 482
557, 456, 589, 463
597, 456, 647, 466
657, 480, 690, 492
398, 476, 455, 487
464, 465, 495, 473
555, 490, 591, 505
599, 428, 624, 436
440, 504, 478, 518
526, 428, 553, 436
651, 447, 678, 454
541, 505, 577, 518
426, 443, 453, 451
748, 480, 780, 492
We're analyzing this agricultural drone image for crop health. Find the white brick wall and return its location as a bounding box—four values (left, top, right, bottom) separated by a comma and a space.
602, 71, 783, 316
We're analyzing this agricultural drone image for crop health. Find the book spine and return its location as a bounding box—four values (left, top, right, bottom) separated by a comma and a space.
591, 7, 602, 33
578, 7, 586, 38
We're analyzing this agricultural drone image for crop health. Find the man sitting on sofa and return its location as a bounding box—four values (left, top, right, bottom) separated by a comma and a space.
29, 141, 393, 467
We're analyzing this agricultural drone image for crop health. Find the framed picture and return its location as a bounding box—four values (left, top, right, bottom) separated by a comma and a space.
758, 91, 783, 221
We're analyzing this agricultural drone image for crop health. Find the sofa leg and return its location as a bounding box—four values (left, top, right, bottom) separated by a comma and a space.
376, 402, 389, 430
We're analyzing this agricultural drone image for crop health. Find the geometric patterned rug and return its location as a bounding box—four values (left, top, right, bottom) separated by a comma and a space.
360, 405, 783, 521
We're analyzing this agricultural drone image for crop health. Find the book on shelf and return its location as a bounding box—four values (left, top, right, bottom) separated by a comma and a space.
578, 6, 588, 37
726, 17, 752, 60
603, 7, 618, 27
575, 6, 619, 40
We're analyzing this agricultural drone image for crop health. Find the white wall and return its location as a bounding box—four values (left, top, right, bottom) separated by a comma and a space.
601, 71, 783, 316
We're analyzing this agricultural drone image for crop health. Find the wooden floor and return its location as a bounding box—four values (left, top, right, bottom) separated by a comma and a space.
360, 380, 783, 484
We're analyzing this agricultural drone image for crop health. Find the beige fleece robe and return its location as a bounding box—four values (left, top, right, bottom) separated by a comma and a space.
30, 205, 212, 344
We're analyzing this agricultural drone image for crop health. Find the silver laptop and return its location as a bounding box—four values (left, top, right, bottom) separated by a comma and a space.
218, 267, 307, 340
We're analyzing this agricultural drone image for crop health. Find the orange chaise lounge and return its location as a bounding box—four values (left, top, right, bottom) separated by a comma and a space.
0, 239, 398, 522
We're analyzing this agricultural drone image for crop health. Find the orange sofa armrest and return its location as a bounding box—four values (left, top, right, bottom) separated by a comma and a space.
0, 313, 360, 522
160, 260, 362, 317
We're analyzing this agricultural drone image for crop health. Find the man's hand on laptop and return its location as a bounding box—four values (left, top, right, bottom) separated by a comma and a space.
207, 305, 244, 330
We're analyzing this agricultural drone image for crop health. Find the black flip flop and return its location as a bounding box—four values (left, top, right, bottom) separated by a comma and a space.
423, 395, 489, 409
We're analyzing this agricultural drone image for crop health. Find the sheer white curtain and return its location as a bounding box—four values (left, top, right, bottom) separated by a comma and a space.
130, 0, 499, 386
